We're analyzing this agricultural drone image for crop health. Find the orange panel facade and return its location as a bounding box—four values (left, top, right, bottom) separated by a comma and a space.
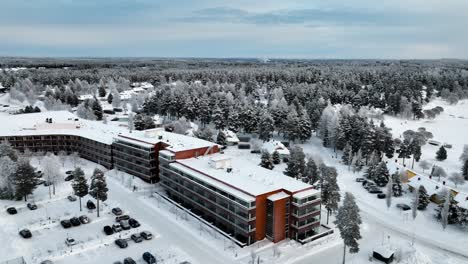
272, 198, 288, 242
174, 145, 220, 160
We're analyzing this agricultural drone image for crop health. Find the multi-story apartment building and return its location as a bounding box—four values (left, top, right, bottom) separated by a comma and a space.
159, 150, 321, 246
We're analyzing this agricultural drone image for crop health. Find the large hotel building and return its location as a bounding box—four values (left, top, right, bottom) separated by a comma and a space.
0, 111, 322, 246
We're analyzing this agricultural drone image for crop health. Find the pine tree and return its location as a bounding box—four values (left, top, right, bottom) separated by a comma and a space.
285, 107, 300, 142
227, 110, 241, 133
441, 191, 451, 230
13, 159, 38, 201
0, 141, 18, 161
418, 185, 430, 210
462, 160, 468, 180
374, 162, 390, 187
391, 172, 403, 197
258, 112, 275, 142
398, 141, 412, 165
363, 165, 376, 180
298, 110, 312, 142
133, 114, 145, 130
216, 131, 227, 146
321, 166, 340, 224
92, 99, 103, 121
143, 115, 156, 129
272, 150, 281, 165
335, 192, 362, 263
89, 169, 108, 217
198, 96, 211, 127
284, 146, 305, 178
259, 151, 274, 170
304, 157, 319, 184
98, 86, 106, 98
212, 107, 225, 130
107, 93, 113, 104
341, 144, 353, 166
72, 167, 88, 211
436, 146, 448, 161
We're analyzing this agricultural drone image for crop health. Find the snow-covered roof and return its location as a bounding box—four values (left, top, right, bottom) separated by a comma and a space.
373, 244, 396, 258
292, 188, 320, 199
407, 175, 450, 195
454, 192, 468, 209
78, 94, 94, 101
0, 111, 216, 151
262, 140, 290, 155
268, 192, 290, 201
175, 151, 312, 197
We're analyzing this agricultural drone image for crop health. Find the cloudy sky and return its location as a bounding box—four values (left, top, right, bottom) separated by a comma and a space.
1, 0, 467, 59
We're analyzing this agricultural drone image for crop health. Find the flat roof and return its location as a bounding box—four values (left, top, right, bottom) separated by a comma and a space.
0, 111, 216, 151
293, 188, 320, 199
175, 151, 312, 197
268, 192, 290, 201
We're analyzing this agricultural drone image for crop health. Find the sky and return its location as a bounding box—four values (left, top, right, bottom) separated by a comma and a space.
1, 0, 467, 59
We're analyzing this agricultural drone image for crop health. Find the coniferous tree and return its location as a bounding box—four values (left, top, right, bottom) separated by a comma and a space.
143, 115, 156, 129
271, 150, 281, 165
92, 99, 103, 121
198, 96, 211, 127
98, 86, 106, 97
216, 131, 227, 146
363, 165, 376, 180
335, 192, 362, 263
227, 110, 241, 133
212, 107, 225, 130
298, 110, 312, 142
341, 143, 353, 166
13, 159, 38, 201
133, 114, 145, 130
391, 172, 403, 197
418, 185, 430, 210
258, 112, 275, 142
398, 141, 412, 165
436, 146, 448, 161
284, 146, 305, 178
71, 167, 88, 211
304, 157, 319, 184
259, 151, 274, 170
89, 169, 108, 217
321, 166, 340, 224
374, 161, 390, 187
107, 93, 113, 104
462, 160, 468, 180
386, 175, 393, 209
0, 141, 18, 161
285, 107, 300, 142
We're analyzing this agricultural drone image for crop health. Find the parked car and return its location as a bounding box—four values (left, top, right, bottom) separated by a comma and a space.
396, 203, 411, 211
364, 182, 376, 190
123, 257, 136, 264
27, 203, 38, 210
113, 262, 123, 264
60, 220, 72, 228
112, 207, 123, 216
116, 215, 130, 222
130, 233, 143, 243
65, 237, 77, 246
36, 179, 46, 185
115, 239, 128, 249
368, 187, 383, 194
64, 175, 74, 181
36, 170, 43, 177
112, 223, 123, 232
103, 225, 114, 235
129, 218, 140, 228
355, 177, 365, 182
377, 193, 386, 199
79, 215, 90, 224
19, 229, 32, 238
6, 207, 17, 215
140, 231, 153, 240
70, 217, 81, 226
120, 220, 131, 230
86, 200, 96, 209
142, 252, 156, 264
44, 181, 53, 186
65, 170, 73, 175
40, 260, 53, 264
67, 195, 77, 202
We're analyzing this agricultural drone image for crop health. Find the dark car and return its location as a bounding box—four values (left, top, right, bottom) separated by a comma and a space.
70, 217, 81, 226
67, 195, 77, 202
103, 225, 114, 235
64, 175, 74, 181
86, 200, 96, 210
36, 171, 43, 177
61, 219, 72, 228
397, 203, 411, 211
27, 203, 38, 210
123, 258, 136, 264
6, 207, 17, 215
113, 262, 123, 264
368, 187, 383, 194
142, 252, 156, 264
19, 229, 32, 238
44, 181, 53, 186
115, 215, 130, 222
79, 215, 90, 224
65, 170, 73, 175
115, 239, 128, 249
112, 207, 123, 216
36, 179, 46, 185
140, 231, 153, 240
377, 193, 386, 199
40, 260, 53, 264
129, 218, 140, 228
355, 178, 365, 182
130, 233, 143, 243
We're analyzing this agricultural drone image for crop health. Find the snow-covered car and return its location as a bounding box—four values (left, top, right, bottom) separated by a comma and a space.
67, 195, 77, 202
115, 239, 128, 248
140, 231, 153, 240
6, 207, 17, 215
27, 203, 38, 210
355, 178, 365, 182
19, 229, 32, 238
65, 170, 73, 175
112, 207, 123, 215
79, 215, 90, 224
40, 260, 53, 264
396, 203, 411, 211
120, 220, 131, 230
112, 223, 123, 232
65, 237, 77, 246
377, 193, 386, 199
130, 233, 143, 243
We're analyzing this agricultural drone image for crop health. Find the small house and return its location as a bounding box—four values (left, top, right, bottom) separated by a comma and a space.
372, 245, 396, 264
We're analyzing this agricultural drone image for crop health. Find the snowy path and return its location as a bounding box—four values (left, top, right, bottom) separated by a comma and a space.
106, 177, 237, 264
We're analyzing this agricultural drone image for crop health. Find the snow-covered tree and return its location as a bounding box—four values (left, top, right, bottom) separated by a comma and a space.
284, 146, 305, 179
13, 158, 38, 201
341, 143, 353, 167
459, 145, 468, 163
386, 175, 393, 209
419, 160, 431, 173
412, 190, 419, 220
298, 109, 312, 142
271, 150, 281, 165
373, 162, 390, 187
216, 131, 227, 146
0, 156, 17, 199
391, 171, 403, 197
303, 157, 319, 185
436, 146, 447, 161
321, 166, 340, 224
285, 107, 300, 142
71, 167, 88, 211
0, 141, 18, 161
259, 151, 274, 170
212, 107, 225, 130
418, 185, 430, 210
195, 127, 214, 142
43, 154, 62, 197
449, 172, 465, 188
89, 168, 108, 217
441, 191, 451, 230
258, 112, 275, 142
335, 192, 362, 262
462, 160, 468, 181
432, 166, 447, 181
128, 112, 134, 133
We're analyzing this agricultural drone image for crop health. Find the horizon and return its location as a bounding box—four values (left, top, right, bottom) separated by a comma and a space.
2, 0, 468, 59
